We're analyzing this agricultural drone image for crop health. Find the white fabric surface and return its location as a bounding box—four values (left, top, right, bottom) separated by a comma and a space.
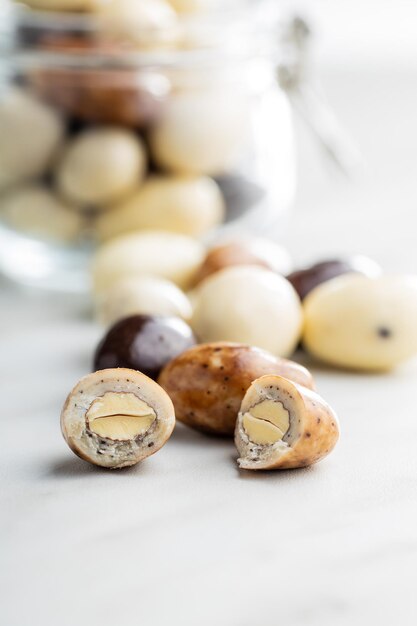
2, 66, 417, 625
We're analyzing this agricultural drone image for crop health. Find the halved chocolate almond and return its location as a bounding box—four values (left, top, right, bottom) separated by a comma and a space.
235, 375, 339, 470
61, 368, 175, 468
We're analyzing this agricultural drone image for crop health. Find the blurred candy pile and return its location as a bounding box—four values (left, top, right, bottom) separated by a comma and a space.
1, 0, 257, 244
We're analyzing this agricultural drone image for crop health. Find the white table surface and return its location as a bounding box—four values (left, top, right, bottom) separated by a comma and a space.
2, 65, 417, 625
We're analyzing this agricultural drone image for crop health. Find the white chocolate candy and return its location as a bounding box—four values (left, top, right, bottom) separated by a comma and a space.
0, 184, 84, 243
191, 266, 303, 357
95, 0, 179, 49
303, 274, 417, 371
97, 174, 224, 240
96, 275, 193, 326
0, 88, 63, 191
92, 230, 205, 293
149, 90, 251, 176
56, 127, 146, 207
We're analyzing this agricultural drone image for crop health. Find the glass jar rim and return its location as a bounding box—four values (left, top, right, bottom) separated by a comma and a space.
6, 0, 285, 70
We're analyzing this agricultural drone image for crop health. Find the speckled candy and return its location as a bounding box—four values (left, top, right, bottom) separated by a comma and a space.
158, 342, 316, 435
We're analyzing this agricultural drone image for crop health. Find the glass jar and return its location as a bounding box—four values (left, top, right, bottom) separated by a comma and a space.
0, 0, 295, 291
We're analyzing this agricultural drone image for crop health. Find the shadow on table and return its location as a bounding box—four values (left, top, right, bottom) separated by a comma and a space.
46, 455, 147, 478
170, 422, 233, 448
231, 455, 319, 481
293, 349, 395, 379
172, 425, 322, 480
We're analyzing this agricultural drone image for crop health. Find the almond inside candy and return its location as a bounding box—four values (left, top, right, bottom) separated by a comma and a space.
242, 400, 290, 445
86, 392, 156, 440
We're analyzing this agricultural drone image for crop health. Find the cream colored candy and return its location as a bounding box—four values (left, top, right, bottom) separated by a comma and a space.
0, 184, 84, 243
303, 274, 417, 371
235, 375, 340, 470
61, 368, 175, 469
95, 0, 179, 48
97, 174, 224, 240
56, 127, 146, 207
92, 230, 205, 293
0, 88, 63, 191
96, 275, 193, 326
149, 90, 251, 176
20, 0, 102, 10
191, 266, 303, 357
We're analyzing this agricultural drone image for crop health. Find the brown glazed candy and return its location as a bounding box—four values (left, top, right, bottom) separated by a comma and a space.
93, 314, 196, 380
158, 342, 316, 436
286, 256, 381, 301
192, 241, 274, 286
27, 38, 170, 127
